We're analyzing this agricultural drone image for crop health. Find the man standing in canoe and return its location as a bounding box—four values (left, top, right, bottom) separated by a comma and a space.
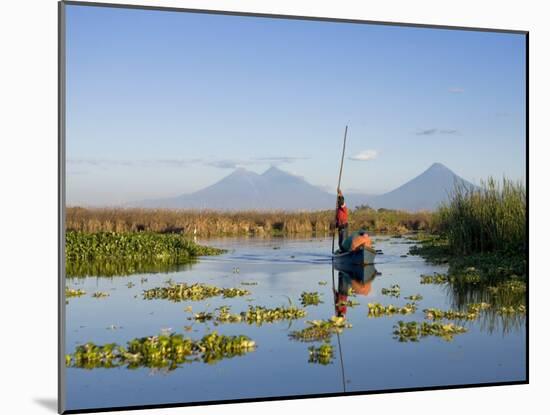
335, 189, 349, 252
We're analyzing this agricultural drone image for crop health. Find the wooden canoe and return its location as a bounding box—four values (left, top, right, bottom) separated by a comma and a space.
332, 246, 376, 267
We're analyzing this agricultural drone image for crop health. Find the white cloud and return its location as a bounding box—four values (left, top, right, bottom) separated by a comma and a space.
449, 87, 464, 93
349, 150, 378, 161
415, 128, 460, 136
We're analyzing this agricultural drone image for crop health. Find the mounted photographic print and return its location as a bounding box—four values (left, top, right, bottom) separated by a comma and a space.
59, 1, 528, 413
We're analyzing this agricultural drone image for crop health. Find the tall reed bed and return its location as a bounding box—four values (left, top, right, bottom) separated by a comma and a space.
66, 207, 434, 236
436, 178, 526, 255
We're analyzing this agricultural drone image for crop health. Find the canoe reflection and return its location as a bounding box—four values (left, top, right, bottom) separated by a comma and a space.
333, 264, 378, 318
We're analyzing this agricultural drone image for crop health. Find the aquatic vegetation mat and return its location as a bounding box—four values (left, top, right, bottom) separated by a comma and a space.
289, 316, 352, 342
190, 305, 307, 325
393, 321, 468, 342
241, 305, 307, 324
420, 271, 481, 285
487, 280, 526, 295
143, 283, 250, 302
495, 305, 526, 315
411, 230, 526, 283
404, 294, 423, 301
308, 344, 334, 365
368, 302, 417, 317
65, 287, 86, 298
65, 231, 225, 277
381, 284, 401, 297
424, 303, 491, 321
91, 291, 109, 298
336, 299, 360, 308
300, 291, 323, 306
66, 331, 256, 369
420, 273, 449, 284
66, 259, 194, 278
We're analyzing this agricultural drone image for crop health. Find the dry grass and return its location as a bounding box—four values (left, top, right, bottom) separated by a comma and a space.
66, 207, 434, 236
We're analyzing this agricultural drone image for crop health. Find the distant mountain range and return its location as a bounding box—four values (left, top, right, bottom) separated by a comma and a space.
133, 163, 475, 212
137, 166, 335, 210
347, 162, 475, 211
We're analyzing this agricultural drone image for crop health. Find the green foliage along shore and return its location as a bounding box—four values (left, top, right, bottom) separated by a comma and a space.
436, 178, 526, 255
66, 231, 224, 263
66, 207, 434, 236
409, 177, 526, 333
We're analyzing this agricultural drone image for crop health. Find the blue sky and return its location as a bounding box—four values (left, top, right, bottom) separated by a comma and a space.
65, 4, 526, 206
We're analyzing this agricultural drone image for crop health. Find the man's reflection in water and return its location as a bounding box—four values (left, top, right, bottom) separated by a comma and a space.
334, 265, 377, 318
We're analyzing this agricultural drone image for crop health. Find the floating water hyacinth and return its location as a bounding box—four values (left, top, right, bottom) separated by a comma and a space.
381, 284, 401, 297
367, 302, 417, 317
300, 292, 323, 306
65, 231, 225, 263
336, 299, 360, 308
198, 332, 256, 364
455, 272, 482, 284
216, 306, 243, 323
192, 311, 214, 322
143, 283, 250, 302
308, 344, 334, 365
240, 281, 258, 286
496, 305, 526, 315
189, 307, 240, 324
424, 303, 491, 321
404, 294, 423, 302
289, 316, 351, 342
66, 287, 86, 298
91, 291, 109, 298
420, 270, 483, 286
318, 281, 328, 286
420, 273, 449, 284
393, 321, 467, 342
223, 287, 252, 298
242, 305, 307, 324
66, 331, 256, 370
487, 280, 526, 295
126, 282, 135, 288
189, 305, 306, 325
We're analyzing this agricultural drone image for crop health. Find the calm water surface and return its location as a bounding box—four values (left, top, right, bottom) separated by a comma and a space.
65, 236, 526, 410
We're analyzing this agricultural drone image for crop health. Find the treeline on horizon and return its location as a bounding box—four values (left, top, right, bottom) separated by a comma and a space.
66, 206, 434, 236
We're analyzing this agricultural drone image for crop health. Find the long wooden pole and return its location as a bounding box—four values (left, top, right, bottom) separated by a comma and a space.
331, 265, 347, 392
332, 125, 348, 254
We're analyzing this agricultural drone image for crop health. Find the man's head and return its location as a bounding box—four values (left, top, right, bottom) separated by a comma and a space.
337, 195, 345, 207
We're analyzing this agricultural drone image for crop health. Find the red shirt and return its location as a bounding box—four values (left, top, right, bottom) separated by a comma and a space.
335, 293, 348, 317
336, 204, 348, 226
